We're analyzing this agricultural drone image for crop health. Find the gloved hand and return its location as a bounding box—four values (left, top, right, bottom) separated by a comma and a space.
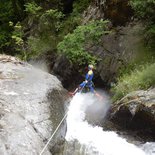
85, 80, 88, 83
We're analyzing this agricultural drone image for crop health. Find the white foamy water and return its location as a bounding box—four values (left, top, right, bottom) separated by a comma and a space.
65, 92, 146, 155
4, 91, 18, 96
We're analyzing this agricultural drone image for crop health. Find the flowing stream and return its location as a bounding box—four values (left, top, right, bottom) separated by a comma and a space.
62, 92, 155, 155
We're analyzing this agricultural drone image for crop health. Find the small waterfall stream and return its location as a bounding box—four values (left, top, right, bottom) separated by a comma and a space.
62, 92, 155, 155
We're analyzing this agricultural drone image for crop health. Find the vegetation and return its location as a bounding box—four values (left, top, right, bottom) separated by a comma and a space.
25, 2, 42, 15
72, 0, 91, 14
130, 0, 155, 47
130, 0, 155, 20
0, 0, 14, 53
112, 63, 155, 101
0, 0, 92, 60
58, 20, 109, 66
111, 0, 155, 101
0, 0, 155, 98
26, 8, 64, 59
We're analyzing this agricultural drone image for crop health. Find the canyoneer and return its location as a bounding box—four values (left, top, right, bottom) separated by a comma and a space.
71, 64, 95, 95
69, 64, 103, 100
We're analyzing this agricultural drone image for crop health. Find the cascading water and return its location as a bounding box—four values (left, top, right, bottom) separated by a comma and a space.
63, 92, 154, 155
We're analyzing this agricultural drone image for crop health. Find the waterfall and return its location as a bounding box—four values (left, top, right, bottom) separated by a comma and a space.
64, 92, 147, 155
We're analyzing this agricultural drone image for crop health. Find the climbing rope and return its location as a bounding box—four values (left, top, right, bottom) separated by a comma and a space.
39, 112, 68, 155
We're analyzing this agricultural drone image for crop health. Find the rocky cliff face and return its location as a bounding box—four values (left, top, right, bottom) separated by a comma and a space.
0, 55, 68, 155
52, 22, 144, 88
51, 0, 140, 88
83, 0, 133, 25
97, 21, 144, 85
82, 0, 138, 86
109, 88, 155, 142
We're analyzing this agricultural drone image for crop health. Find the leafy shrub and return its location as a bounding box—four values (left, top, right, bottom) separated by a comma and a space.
130, 0, 155, 21
57, 20, 110, 66
0, 0, 13, 53
11, 22, 23, 46
112, 63, 155, 101
73, 0, 91, 14
130, 0, 155, 46
25, 9, 64, 60
39, 9, 64, 33
25, 2, 42, 15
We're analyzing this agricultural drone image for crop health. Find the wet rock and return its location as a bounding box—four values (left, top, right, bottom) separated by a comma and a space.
51, 55, 78, 89
0, 55, 68, 155
50, 55, 86, 90
109, 88, 155, 142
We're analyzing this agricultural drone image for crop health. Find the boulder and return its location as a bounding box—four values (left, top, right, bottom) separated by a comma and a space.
110, 88, 155, 142
0, 55, 68, 155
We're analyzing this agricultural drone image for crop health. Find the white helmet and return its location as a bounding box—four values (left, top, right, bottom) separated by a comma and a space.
88, 64, 94, 69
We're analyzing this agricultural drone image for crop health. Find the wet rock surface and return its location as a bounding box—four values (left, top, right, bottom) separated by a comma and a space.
0, 55, 68, 155
109, 88, 155, 142
51, 55, 77, 89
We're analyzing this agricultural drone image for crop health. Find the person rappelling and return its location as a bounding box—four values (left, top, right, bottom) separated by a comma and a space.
69, 64, 103, 100
70, 64, 95, 95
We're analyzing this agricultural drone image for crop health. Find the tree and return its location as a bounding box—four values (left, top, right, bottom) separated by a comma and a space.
58, 20, 110, 66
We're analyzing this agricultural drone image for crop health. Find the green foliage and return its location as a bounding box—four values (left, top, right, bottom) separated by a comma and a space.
9, 21, 28, 60
11, 22, 24, 46
145, 24, 155, 48
58, 20, 109, 66
61, 0, 92, 36
112, 1, 155, 101
0, 1, 13, 23
73, 0, 92, 14
130, 0, 155, 20
0, 0, 13, 52
25, 0, 92, 60
26, 35, 53, 59
40, 9, 64, 32
61, 15, 81, 36
0, 29, 11, 50
25, 2, 42, 15
130, 0, 155, 47
25, 9, 64, 60
0, 0, 93, 59
112, 63, 155, 101
0, 0, 26, 54
118, 42, 155, 78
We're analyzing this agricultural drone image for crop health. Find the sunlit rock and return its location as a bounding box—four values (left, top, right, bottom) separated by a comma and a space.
0, 55, 68, 155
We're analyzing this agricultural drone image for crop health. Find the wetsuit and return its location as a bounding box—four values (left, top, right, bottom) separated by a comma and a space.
79, 70, 94, 93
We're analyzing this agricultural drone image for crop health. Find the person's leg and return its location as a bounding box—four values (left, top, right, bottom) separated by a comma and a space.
72, 81, 86, 95
88, 82, 94, 93
89, 86, 94, 93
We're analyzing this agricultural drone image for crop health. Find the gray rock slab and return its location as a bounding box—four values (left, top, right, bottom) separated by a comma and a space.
0, 55, 68, 155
